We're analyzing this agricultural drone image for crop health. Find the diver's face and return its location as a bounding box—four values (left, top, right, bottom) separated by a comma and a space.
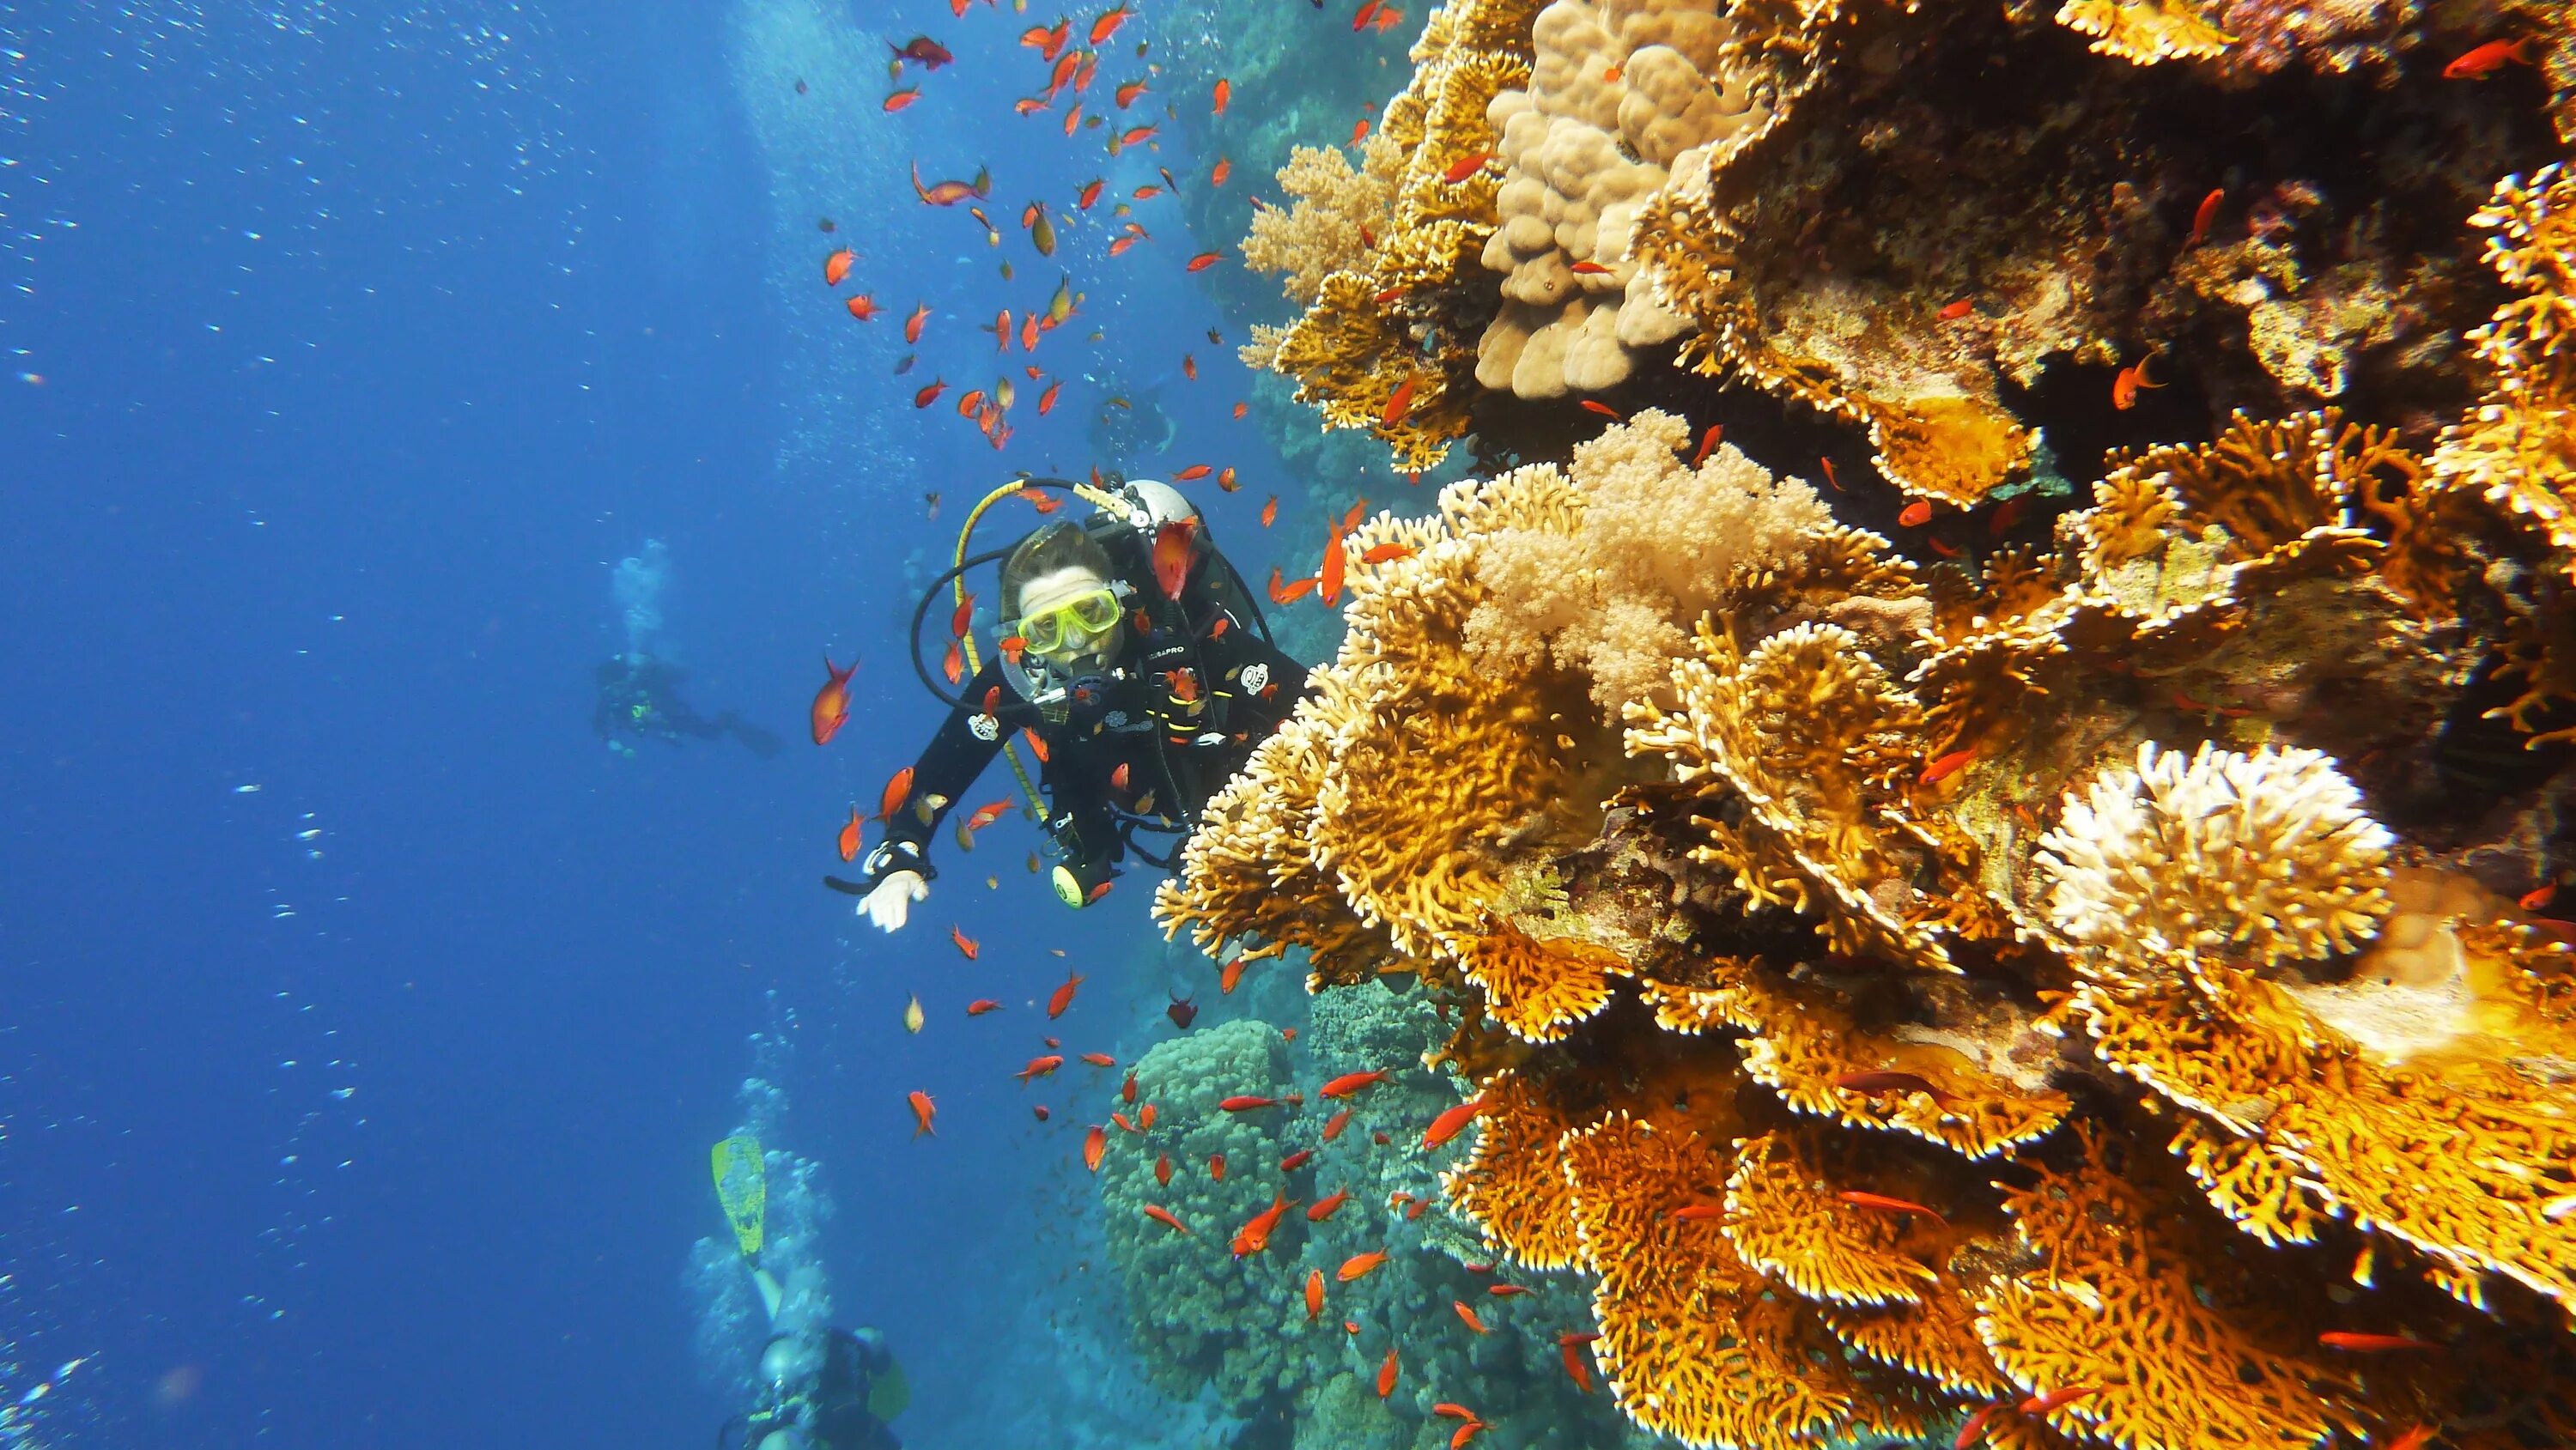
1018, 565, 1121, 669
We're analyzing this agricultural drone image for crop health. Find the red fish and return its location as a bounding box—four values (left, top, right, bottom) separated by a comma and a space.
1305, 1268, 1324, 1320
1376, 1348, 1399, 1397
1381, 374, 1417, 426
1231, 1192, 1296, 1256
2111, 352, 2161, 410
883, 88, 921, 112
1687, 423, 1724, 468
1077, 178, 1104, 209
1339, 1250, 1388, 1282
1578, 400, 1619, 419
1080, 1052, 1116, 1068
1208, 1153, 1226, 1180
1559, 1332, 1595, 1392
1048, 972, 1084, 1018
1167, 992, 1198, 1028
966, 998, 1002, 1016
1181, 354, 1199, 380
1373, 6, 1404, 32
812, 654, 858, 743
1423, 1095, 1485, 1148
957, 388, 987, 417
1267, 571, 1317, 605
2445, 37, 2532, 79
911, 162, 979, 206
1154, 1154, 1172, 1186
2524, 882, 2561, 911
2186, 186, 2225, 246
1115, 78, 1149, 109
1897, 499, 1933, 528
838, 807, 863, 862
1954, 1404, 2001, 1449
907, 1090, 936, 1136
1487, 1284, 1531, 1298
1173, 464, 1212, 482
845, 294, 881, 321
1122, 1073, 1138, 1103
1186, 251, 1220, 272
1307, 1188, 1350, 1221
951, 925, 979, 960
947, 592, 976, 640
823, 247, 855, 286
1322, 1107, 1352, 1141
2018, 1386, 2100, 1417
2318, 1332, 2440, 1353
1109, 761, 1132, 792
1021, 312, 1040, 351
1918, 747, 1977, 786
877, 767, 916, 823
903, 300, 930, 343
1141, 1203, 1190, 1235
1838, 1190, 1947, 1225
1321, 1070, 1388, 1098
1038, 379, 1060, 415
914, 379, 946, 408
1937, 296, 1974, 320
890, 35, 955, 68
1359, 543, 1411, 564
1090, 5, 1132, 45
1216, 466, 1238, 493
1279, 1148, 1313, 1170
2385, 1429, 2436, 1450
1153, 518, 1199, 599
1220, 1095, 1281, 1112
1016, 1054, 1065, 1083
1668, 1203, 1724, 1222
1318, 523, 1346, 607
942, 640, 964, 685
1020, 726, 1049, 762
1211, 156, 1231, 186
1830, 1069, 1957, 1107
1138, 1101, 1157, 1130
1353, 0, 1381, 30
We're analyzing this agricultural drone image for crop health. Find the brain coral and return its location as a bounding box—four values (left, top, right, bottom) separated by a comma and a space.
1161, 386, 2576, 1447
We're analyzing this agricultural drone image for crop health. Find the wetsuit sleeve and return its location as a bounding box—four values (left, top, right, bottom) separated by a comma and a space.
1210, 628, 1311, 737
857, 662, 1012, 886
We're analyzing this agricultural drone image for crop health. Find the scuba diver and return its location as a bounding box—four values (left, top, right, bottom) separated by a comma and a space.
833, 476, 1309, 929
595, 657, 785, 760
711, 1136, 908, 1450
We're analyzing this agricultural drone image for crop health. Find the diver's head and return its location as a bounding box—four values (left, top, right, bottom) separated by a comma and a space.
1002, 522, 1123, 670
761, 1332, 828, 1391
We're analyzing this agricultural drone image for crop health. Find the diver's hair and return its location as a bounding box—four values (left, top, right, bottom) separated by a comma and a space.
1001, 521, 1117, 620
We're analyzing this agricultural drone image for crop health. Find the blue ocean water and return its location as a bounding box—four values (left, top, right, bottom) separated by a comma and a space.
0, 3, 1354, 1444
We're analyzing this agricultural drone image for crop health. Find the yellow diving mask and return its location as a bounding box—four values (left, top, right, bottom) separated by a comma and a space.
1012, 585, 1121, 654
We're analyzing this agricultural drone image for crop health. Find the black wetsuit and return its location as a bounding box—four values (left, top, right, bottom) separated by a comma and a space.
837, 520, 1308, 902
719, 1328, 900, 1450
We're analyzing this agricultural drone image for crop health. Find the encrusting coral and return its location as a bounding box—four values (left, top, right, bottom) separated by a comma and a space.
1157, 385, 2576, 1447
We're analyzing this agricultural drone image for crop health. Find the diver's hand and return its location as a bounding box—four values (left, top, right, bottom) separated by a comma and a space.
862, 871, 927, 932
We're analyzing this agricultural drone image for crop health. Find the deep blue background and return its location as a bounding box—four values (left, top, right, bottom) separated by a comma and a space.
0, 3, 1319, 1444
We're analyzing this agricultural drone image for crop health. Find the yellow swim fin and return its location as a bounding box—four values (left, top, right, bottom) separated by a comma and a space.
710, 1135, 766, 1259
868, 1359, 910, 1423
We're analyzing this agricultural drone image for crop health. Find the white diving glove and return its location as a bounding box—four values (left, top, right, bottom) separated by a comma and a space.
861, 870, 928, 932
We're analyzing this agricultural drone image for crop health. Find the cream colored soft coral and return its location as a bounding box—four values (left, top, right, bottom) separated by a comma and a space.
1474, 0, 1766, 398
2034, 741, 2394, 984
1242, 137, 1407, 306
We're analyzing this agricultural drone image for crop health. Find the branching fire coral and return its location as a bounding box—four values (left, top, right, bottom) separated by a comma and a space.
1161, 380, 2576, 1447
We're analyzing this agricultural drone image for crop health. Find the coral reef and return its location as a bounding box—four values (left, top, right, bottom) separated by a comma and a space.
1160, 399, 2576, 1448
1243, 0, 2561, 515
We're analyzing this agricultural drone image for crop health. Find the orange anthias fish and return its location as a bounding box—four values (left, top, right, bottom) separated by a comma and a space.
1173, 464, 1212, 482
1154, 1155, 1172, 1186
1838, 1190, 1947, 1225
951, 925, 980, 960
1187, 251, 1220, 272
1078, 178, 1104, 209
1559, 1332, 1596, 1392
1423, 1095, 1486, 1149
1688, 422, 1724, 468
1080, 1052, 1117, 1068
1830, 1069, 1958, 1107
965, 797, 1012, 831
1376, 1349, 1399, 1398
2318, 1332, 2441, 1353
1016, 1054, 1065, 1083
845, 294, 881, 321
2019, 1386, 2102, 1417
2187, 186, 2225, 246
1321, 1070, 1388, 1098
1372, 5, 1403, 31
1322, 1107, 1352, 1140
2445, 36, 2533, 80
1442, 151, 1491, 184
1307, 1187, 1349, 1221
1208, 1153, 1226, 1180
1083, 1125, 1108, 1171
1211, 156, 1231, 186
2111, 351, 2162, 410
1898, 499, 1933, 527
1918, 746, 1977, 786
1304, 1268, 1324, 1319
1182, 353, 1198, 379
1120, 124, 1158, 147
1279, 1148, 1312, 1171
1339, 1251, 1388, 1282
1317, 523, 1346, 607
1090, 4, 1133, 45
1260, 495, 1279, 528
943, 640, 964, 685
824, 247, 856, 286
1048, 972, 1085, 1018
914, 379, 946, 409
1268, 571, 1318, 605
1360, 543, 1412, 564
966, 998, 1003, 1016
1381, 373, 1417, 426
1217, 466, 1238, 493
1937, 295, 1975, 320
811, 654, 858, 744
1038, 379, 1061, 414
1115, 78, 1149, 108
908, 1090, 937, 1137
884, 88, 921, 112
1138, 1101, 1157, 1130
905, 300, 930, 343
1220, 1095, 1282, 1112
1141, 1203, 1190, 1235
1230, 1192, 1296, 1257
1153, 517, 1199, 599
878, 766, 915, 822
838, 807, 863, 862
